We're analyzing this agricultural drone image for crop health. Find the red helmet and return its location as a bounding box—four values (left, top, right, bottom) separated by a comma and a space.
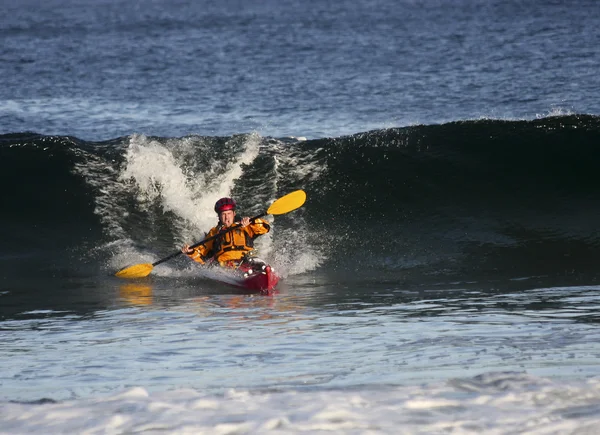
214, 197, 236, 213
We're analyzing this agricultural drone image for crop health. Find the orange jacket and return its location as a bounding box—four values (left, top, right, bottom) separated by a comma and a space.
186, 218, 270, 265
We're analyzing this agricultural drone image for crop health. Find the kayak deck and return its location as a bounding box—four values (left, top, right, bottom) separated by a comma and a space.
238, 262, 280, 293
200, 257, 280, 294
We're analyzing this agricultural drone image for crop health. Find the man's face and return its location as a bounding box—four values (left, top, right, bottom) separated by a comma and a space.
219, 210, 235, 226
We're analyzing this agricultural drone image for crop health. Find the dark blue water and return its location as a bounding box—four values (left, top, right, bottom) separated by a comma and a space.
2, 0, 599, 140
2, 1, 600, 433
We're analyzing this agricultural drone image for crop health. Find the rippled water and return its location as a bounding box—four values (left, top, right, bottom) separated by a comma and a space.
3, 278, 600, 432
2, 0, 599, 139
4, 278, 600, 405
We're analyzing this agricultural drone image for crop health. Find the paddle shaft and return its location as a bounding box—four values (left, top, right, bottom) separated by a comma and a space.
151, 213, 267, 267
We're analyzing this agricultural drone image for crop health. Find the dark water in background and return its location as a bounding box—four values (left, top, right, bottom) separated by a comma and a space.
1, 0, 599, 140
3, 1, 600, 431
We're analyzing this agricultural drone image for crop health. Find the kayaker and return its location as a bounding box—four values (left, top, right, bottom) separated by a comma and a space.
181, 197, 271, 268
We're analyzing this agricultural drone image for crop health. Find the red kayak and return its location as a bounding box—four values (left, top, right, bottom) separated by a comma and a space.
201, 257, 280, 294
237, 261, 280, 293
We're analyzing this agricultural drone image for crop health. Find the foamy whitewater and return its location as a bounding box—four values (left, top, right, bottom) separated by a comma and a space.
4, 374, 600, 434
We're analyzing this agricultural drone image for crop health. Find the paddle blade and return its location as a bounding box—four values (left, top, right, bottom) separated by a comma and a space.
267, 190, 306, 215
115, 263, 154, 279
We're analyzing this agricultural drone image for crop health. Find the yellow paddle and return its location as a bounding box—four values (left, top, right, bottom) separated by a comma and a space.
115, 190, 307, 279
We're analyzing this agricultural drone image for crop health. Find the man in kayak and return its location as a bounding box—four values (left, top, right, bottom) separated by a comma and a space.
181, 197, 271, 268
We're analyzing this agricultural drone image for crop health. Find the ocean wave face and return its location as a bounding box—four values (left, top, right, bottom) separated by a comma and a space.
3, 115, 600, 286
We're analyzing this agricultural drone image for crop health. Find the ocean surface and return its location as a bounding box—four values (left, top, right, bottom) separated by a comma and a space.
2, 0, 600, 433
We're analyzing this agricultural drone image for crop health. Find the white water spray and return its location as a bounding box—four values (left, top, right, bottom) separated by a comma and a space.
119, 133, 261, 241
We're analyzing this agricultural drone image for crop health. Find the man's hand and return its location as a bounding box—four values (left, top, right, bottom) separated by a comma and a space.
240, 217, 251, 227
181, 244, 194, 254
